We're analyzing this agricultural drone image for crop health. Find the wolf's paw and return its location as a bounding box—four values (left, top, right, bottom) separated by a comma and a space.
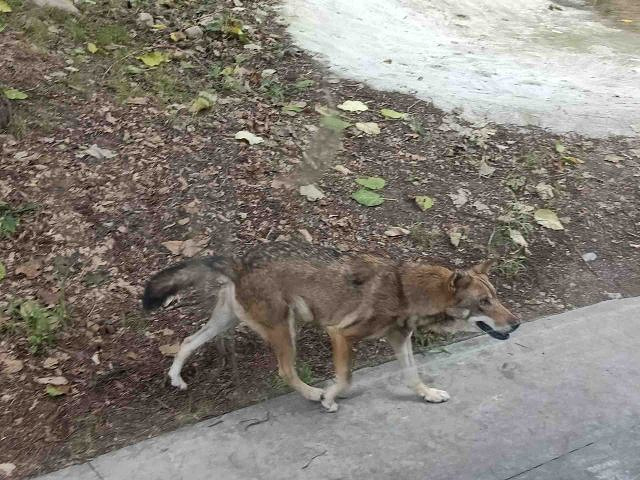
305, 387, 324, 402
169, 374, 188, 390
320, 392, 339, 412
419, 386, 450, 403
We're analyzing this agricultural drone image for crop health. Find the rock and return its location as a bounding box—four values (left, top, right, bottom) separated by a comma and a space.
28, 0, 79, 14
582, 252, 597, 262
605, 292, 623, 300
136, 12, 154, 27
0, 97, 11, 131
185, 25, 203, 39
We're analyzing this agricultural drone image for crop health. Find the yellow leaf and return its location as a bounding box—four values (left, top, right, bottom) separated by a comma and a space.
534, 209, 564, 231
152, 23, 167, 30
170, 31, 186, 42
0, 0, 12, 13
87, 43, 98, 53
137, 51, 169, 67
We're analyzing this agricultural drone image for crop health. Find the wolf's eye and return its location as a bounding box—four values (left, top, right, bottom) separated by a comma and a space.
480, 298, 491, 307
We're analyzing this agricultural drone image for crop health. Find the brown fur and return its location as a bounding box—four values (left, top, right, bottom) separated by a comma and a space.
144, 242, 519, 411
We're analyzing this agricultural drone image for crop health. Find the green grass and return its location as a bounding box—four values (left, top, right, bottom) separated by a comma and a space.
496, 255, 527, 278
0, 202, 36, 237
3, 298, 66, 353
272, 361, 317, 390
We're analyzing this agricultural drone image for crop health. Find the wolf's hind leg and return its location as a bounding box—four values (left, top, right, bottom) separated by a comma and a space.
385, 328, 450, 403
168, 286, 239, 390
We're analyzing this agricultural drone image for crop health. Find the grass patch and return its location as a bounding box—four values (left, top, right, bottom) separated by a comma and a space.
409, 224, 441, 250
3, 298, 66, 354
496, 255, 527, 278
0, 201, 36, 237
272, 361, 317, 391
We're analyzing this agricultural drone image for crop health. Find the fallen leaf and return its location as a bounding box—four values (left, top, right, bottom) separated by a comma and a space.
472, 201, 491, 213
555, 142, 566, 153
448, 228, 464, 247
45, 385, 70, 397
282, 101, 307, 115
380, 108, 407, 120
159, 343, 180, 357
337, 100, 368, 112
299, 184, 325, 202
3, 359, 23, 374
125, 96, 149, 105
604, 154, 622, 164
86, 43, 98, 53
478, 160, 496, 177
234, 130, 264, 145
137, 51, 170, 67
181, 237, 208, 257
384, 226, 410, 237
354, 122, 380, 135
534, 209, 564, 230
509, 229, 529, 248
320, 115, 351, 131
189, 91, 217, 114
352, 188, 384, 207
333, 165, 352, 175
151, 23, 167, 30
15, 259, 42, 279
35, 376, 69, 385
42, 357, 59, 369
84, 144, 116, 160
298, 229, 313, 243
355, 176, 385, 190
161, 240, 184, 255
4, 88, 27, 100
0, 464, 16, 477
0, 261, 5, 282
91, 352, 100, 365
415, 196, 434, 211
0, 0, 12, 12
170, 31, 186, 42
448, 188, 469, 208
535, 182, 554, 200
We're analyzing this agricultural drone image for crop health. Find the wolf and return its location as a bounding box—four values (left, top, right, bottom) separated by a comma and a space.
143, 241, 520, 412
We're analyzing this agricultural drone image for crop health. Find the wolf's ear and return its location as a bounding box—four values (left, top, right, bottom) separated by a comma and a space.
471, 259, 495, 275
449, 270, 471, 291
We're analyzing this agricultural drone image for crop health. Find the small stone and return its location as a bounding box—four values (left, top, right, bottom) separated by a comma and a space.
137, 12, 154, 27
581, 252, 597, 262
605, 292, 623, 300
185, 26, 204, 39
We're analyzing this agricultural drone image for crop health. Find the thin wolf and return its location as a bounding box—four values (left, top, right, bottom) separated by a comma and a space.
143, 241, 520, 412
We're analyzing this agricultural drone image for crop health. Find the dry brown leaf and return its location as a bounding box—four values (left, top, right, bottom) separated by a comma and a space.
384, 226, 410, 237
42, 357, 59, 369
15, 259, 42, 279
298, 229, 313, 243
159, 343, 180, 357
3, 359, 24, 374
35, 376, 69, 385
161, 240, 184, 255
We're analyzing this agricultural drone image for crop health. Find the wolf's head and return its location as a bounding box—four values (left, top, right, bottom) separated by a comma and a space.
444, 260, 520, 339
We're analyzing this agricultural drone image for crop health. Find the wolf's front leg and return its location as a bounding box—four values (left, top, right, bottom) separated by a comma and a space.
322, 327, 354, 412
385, 328, 450, 403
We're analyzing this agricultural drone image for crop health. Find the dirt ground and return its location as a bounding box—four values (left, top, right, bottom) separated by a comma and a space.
1, 1, 639, 478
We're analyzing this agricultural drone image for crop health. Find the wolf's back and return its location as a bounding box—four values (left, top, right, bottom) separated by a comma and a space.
142, 256, 234, 310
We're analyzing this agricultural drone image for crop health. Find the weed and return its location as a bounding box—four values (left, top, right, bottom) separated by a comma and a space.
63, 17, 87, 43
6, 298, 65, 353
504, 175, 526, 193
409, 223, 441, 250
496, 255, 527, 278
0, 202, 36, 237
204, 14, 248, 43
292, 78, 315, 92
272, 361, 316, 390
122, 311, 148, 332
491, 203, 533, 249
260, 77, 286, 103
95, 24, 130, 46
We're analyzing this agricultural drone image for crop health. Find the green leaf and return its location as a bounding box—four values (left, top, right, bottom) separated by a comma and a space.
534, 209, 564, 230
294, 79, 314, 90
137, 51, 169, 67
87, 42, 98, 54
555, 142, 566, 153
0, 0, 12, 12
415, 195, 434, 211
380, 108, 407, 120
125, 65, 144, 75
4, 88, 28, 100
188, 91, 217, 114
352, 188, 384, 207
0, 261, 5, 282
355, 176, 386, 190
337, 100, 368, 112
45, 385, 66, 397
282, 101, 307, 114
320, 115, 351, 131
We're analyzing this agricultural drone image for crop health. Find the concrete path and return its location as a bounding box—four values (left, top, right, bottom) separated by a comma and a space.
37, 298, 640, 480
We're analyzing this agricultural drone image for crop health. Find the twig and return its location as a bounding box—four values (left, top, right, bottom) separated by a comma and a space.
207, 419, 224, 428
240, 411, 270, 430
514, 342, 531, 349
301, 450, 327, 469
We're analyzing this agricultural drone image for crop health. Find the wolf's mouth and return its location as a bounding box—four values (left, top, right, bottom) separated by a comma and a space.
475, 321, 519, 340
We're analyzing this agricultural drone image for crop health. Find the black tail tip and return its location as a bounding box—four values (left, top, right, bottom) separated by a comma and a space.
142, 285, 165, 310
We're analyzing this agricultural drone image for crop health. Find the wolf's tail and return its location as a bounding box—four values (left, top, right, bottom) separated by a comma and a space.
142, 256, 235, 310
